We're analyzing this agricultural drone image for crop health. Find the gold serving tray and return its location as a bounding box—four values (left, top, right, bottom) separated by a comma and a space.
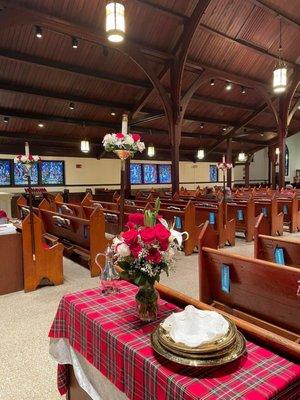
151, 328, 247, 367
157, 316, 237, 355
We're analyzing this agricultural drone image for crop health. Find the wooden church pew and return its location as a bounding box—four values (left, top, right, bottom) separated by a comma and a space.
227, 198, 255, 241
39, 200, 109, 277
16, 195, 40, 220
277, 193, 300, 233
198, 222, 300, 354
254, 213, 300, 268
22, 212, 64, 292
254, 195, 284, 236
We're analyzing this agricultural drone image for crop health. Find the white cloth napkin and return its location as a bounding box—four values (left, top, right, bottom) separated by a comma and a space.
0, 223, 16, 235
161, 305, 229, 348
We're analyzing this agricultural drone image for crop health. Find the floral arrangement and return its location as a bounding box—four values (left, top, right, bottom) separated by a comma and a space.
14, 154, 41, 165
112, 198, 184, 286
102, 132, 145, 154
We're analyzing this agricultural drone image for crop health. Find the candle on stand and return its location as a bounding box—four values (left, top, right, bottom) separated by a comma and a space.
25, 142, 30, 156
222, 155, 225, 163
121, 114, 128, 135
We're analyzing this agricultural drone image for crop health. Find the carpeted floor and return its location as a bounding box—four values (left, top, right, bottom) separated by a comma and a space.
1, 231, 300, 400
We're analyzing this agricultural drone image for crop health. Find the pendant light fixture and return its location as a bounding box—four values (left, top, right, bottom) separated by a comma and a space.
197, 149, 205, 160
147, 144, 155, 157
275, 147, 280, 155
106, 1, 125, 43
81, 140, 90, 153
273, 18, 287, 94
238, 152, 247, 162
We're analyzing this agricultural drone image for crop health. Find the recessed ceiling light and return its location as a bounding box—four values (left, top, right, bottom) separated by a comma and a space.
35, 26, 43, 39
38, 122, 44, 128
241, 86, 246, 94
3, 116, 9, 123
72, 37, 79, 49
110, 110, 116, 116
69, 102, 75, 110
210, 79, 215, 86
225, 81, 232, 91
222, 126, 227, 132
200, 122, 204, 128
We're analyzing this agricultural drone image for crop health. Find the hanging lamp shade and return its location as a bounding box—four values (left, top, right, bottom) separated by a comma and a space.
273, 64, 287, 93
81, 140, 90, 153
197, 149, 205, 160
106, 2, 125, 43
147, 144, 155, 157
238, 152, 246, 162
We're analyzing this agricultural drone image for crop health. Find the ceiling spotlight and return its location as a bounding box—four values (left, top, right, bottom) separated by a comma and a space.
35, 26, 43, 39
69, 102, 75, 110
197, 149, 205, 160
72, 37, 79, 49
110, 110, 116, 116
81, 140, 90, 153
225, 81, 232, 91
106, 2, 125, 43
3, 116, 9, 123
38, 122, 44, 128
241, 86, 246, 94
210, 79, 215, 86
200, 122, 204, 129
260, 132, 264, 136
102, 45, 109, 57
222, 126, 227, 132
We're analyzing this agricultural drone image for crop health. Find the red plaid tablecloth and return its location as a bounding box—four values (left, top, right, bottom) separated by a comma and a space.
49, 280, 300, 400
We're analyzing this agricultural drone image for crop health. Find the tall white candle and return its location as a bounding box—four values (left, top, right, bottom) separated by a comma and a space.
25, 142, 30, 156
121, 113, 128, 135
222, 155, 225, 163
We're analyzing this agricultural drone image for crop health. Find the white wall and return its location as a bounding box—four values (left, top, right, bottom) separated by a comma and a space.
286, 133, 300, 181
234, 148, 269, 185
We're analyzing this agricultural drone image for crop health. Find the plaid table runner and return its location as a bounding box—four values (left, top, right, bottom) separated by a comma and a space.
49, 280, 300, 400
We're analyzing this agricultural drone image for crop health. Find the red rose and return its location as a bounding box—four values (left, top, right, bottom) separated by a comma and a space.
131, 133, 141, 142
29, 155, 33, 161
128, 213, 144, 227
159, 241, 169, 251
155, 223, 170, 244
116, 133, 124, 139
147, 248, 162, 264
130, 243, 142, 258
140, 227, 156, 244
0, 210, 7, 218
122, 229, 138, 245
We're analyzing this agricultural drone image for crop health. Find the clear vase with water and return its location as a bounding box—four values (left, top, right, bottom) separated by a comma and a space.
95, 245, 120, 295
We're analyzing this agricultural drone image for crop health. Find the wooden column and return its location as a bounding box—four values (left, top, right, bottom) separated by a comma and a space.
268, 148, 276, 189
278, 96, 288, 189
245, 162, 250, 188
171, 123, 181, 195
226, 138, 232, 188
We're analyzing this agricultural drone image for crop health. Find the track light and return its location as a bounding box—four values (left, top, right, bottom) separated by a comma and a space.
72, 37, 79, 49
69, 102, 75, 110
106, 2, 125, 43
147, 144, 155, 157
197, 149, 205, 160
38, 122, 44, 128
200, 122, 204, 129
3, 116, 9, 123
110, 110, 116, 116
81, 140, 90, 153
225, 81, 232, 91
222, 126, 227, 132
210, 79, 215, 86
241, 86, 246, 94
35, 26, 43, 39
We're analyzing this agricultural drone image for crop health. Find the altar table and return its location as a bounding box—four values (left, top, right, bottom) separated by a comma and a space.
49, 281, 300, 400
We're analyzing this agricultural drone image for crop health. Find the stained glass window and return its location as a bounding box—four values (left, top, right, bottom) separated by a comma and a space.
209, 165, 218, 182
158, 164, 171, 184
130, 163, 142, 184
143, 164, 158, 184
41, 161, 64, 185
14, 162, 38, 186
0, 160, 11, 186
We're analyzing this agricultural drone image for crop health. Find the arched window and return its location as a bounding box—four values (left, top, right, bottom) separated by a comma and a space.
285, 145, 289, 176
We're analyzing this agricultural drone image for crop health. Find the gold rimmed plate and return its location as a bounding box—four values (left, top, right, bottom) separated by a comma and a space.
151, 329, 246, 367
157, 316, 237, 355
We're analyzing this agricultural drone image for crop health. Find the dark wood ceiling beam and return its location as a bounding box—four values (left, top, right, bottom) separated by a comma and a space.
0, 81, 133, 112
250, 0, 300, 29
0, 49, 151, 90
132, 0, 188, 22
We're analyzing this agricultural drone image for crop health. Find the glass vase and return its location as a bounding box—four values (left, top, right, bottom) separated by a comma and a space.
135, 282, 159, 322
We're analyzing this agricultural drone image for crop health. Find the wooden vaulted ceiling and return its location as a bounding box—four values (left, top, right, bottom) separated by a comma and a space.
0, 0, 299, 161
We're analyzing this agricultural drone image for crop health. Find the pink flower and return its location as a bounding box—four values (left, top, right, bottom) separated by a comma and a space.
147, 248, 162, 264
131, 133, 141, 142
155, 223, 170, 244
130, 243, 142, 258
140, 227, 156, 244
122, 229, 138, 245
128, 213, 144, 227
116, 133, 124, 139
